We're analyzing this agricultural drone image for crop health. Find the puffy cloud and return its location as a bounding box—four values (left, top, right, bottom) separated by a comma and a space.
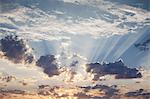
86, 60, 142, 81
0, 35, 34, 63
36, 55, 60, 77
0, 35, 26, 63
0, 35, 34, 64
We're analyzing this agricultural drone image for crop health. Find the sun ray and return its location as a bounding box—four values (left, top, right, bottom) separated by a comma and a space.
112, 27, 148, 61
101, 35, 122, 62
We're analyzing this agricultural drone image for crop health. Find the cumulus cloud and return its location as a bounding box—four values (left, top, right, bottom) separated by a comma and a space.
0, 35, 34, 64
36, 55, 60, 77
86, 60, 142, 81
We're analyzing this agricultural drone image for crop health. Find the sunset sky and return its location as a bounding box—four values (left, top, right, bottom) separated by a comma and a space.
0, 0, 150, 98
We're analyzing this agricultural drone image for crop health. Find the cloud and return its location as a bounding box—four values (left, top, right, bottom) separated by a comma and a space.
74, 92, 91, 99
0, 1, 149, 97
0, 35, 34, 64
0, 0, 148, 41
0, 73, 16, 83
79, 84, 118, 98
125, 89, 150, 97
37, 84, 118, 98
86, 60, 142, 81
36, 55, 60, 77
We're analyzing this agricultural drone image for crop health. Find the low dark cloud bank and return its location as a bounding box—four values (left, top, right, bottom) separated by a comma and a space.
77, 84, 118, 98
125, 89, 150, 98
86, 60, 142, 81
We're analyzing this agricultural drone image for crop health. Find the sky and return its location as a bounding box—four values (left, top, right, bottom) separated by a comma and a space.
0, 0, 150, 98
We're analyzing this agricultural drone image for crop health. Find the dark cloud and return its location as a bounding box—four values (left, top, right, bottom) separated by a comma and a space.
74, 92, 91, 99
38, 85, 50, 89
0, 35, 34, 64
37, 84, 119, 98
0, 75, 16, 82
125, 89, 150, 98
38, 85, 59, 97
80, 84, 119, 98
36, 55, 60, 77
86, 60, 142, 81
0, 89, 25, 95
24, 53, 34, 64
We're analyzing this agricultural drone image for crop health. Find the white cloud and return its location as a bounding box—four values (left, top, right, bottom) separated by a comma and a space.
0, 1, 148, 41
